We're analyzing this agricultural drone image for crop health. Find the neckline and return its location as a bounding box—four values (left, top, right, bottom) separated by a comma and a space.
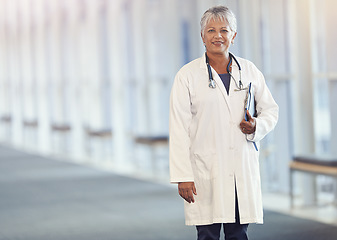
205, 52, 233, 74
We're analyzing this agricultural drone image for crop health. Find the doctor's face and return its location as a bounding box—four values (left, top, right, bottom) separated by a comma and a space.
201, 19, 236, 56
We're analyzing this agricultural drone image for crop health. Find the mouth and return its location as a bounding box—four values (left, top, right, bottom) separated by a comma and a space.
212, 41, 224, 46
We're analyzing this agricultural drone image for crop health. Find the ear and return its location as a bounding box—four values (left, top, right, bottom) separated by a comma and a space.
201, 31, 205, 44
231, 32, 237, 43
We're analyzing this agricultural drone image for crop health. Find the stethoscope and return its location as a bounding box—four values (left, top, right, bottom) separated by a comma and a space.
206, 52, 247, 91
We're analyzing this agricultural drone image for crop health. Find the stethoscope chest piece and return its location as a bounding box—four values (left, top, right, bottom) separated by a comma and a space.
209, 79, 216, 89
206, 52, 247, 91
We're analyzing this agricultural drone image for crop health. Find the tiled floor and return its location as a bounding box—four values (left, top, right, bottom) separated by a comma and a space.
263, 192, 337, 226
120, 166, 337, 227
82, 152, 337, 227
1, 144, 337, 240
5, 143, 337, 229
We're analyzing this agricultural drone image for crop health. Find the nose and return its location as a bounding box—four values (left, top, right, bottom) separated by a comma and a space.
215, 31, 222, 38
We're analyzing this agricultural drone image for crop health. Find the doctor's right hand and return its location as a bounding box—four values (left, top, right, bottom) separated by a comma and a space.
178, 182, 197, 203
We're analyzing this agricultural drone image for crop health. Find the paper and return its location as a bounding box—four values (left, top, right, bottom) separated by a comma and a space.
245, 82, 258, 151
245, 82, 256, 121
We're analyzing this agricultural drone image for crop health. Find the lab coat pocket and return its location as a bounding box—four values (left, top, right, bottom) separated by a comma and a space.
193, 152, 218, 180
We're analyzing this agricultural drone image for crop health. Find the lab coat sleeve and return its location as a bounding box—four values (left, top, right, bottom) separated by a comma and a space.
247, 69, 279, 142
169, 71, 194, 183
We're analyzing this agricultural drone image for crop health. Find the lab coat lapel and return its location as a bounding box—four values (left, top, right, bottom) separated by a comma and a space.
230, 57, 242, 90
200, 53, 232, 113
212, 69, 232, 113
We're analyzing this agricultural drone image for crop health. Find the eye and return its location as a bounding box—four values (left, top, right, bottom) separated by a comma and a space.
221, 29, 229, 33
207, 29, 215, 32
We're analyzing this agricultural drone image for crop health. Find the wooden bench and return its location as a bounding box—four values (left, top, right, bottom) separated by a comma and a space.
134, 135, 168, 146
50, 124, 72, 153
23, 120, 38, 128
0, 115, 11, 123
134, 135, 169, 173
84, 128, 113, 162
289, 155, 337, 208
51, 124, 71, 132
85, 129, 112, 138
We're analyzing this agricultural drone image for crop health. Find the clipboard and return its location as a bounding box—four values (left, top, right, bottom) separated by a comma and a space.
245, 82, 258, 151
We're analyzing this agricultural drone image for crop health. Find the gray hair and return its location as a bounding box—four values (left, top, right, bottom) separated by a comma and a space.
200, 6, 237, 36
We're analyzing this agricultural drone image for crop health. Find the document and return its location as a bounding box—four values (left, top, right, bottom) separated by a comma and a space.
245, 82, 258, 151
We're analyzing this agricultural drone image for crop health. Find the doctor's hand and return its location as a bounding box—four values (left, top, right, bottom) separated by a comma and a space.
240, 110, 256, 134
178, 182, 197, 203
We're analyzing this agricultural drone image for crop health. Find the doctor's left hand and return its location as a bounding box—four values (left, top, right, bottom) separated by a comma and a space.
240, 110, 256, 134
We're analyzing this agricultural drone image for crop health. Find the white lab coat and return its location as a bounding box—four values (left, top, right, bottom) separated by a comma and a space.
169, 53, 279, 226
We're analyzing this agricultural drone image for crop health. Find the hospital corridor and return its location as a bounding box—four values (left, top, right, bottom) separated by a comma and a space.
0, 0, 337, 239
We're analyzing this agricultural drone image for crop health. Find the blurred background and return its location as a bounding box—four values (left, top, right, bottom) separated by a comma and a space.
0, 0, 337, 227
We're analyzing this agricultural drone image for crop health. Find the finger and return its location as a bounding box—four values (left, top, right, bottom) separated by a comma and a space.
187, 194, 193, 203
188, 191, 195, 203
246, 110, 252, 121
240, 121, 250, 130
183, 189, 194, 203
240, 121, 248, 128
192, 184, 197, 195
240, 120, 248, 129
180, 189, 190, 203
241, 123, 254, 134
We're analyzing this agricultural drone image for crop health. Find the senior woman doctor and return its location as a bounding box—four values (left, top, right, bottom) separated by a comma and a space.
169, 6, 279, 240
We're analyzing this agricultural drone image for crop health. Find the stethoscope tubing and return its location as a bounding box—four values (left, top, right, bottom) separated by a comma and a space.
206, 52, 244, 90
